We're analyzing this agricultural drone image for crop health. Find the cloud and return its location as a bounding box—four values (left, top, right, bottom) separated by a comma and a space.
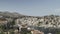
52, 8, 60, 15
55, 9, 60, 12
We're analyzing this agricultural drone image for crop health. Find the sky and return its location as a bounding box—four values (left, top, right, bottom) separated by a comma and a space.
0, 0, 60, 16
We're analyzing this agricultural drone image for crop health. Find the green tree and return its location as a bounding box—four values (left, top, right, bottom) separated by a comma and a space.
56, 31, 60, 34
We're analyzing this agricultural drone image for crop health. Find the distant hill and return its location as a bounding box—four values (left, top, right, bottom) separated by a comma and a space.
0, 11, 25, 18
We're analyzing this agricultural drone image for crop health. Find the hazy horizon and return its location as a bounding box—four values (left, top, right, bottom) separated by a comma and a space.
0, 0, 60, 16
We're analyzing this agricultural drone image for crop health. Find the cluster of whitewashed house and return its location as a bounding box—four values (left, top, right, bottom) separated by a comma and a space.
0, 15, 60, 28
0, 15, 60, 34
15, 15, 60, 28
